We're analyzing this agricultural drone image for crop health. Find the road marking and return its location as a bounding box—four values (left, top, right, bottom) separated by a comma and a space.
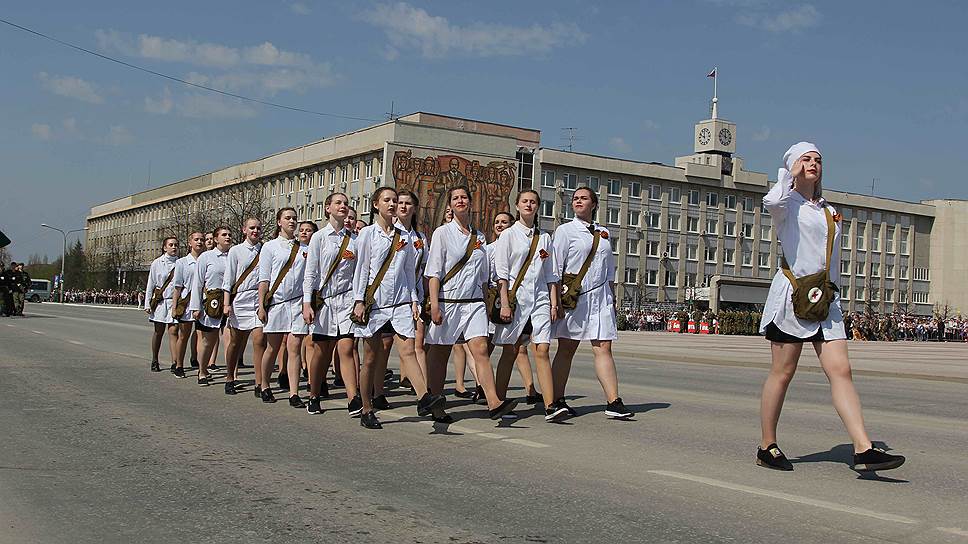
68, 340, 85, 346
648, 470, 919, 524
31, 330, 45, 335
503, 438, 549, 448
476, 432, 507, 440
937, 527, 968, 537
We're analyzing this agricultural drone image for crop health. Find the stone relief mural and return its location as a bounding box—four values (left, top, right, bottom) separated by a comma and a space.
391, 149, 515, 238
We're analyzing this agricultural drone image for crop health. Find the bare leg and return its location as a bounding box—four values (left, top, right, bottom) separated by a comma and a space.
590, 340, 620, 401
225, 328, 251, 382
166, 323, 179, 367
360, 336, 386, 412
251, 328, 267, 388
494, 342, 520, 399
425, 344, 453, 396
393, 335, 430, 396
189, 328, 199, 364
463, 343, 480, 382
453, 342, 469, 393
532, 343, 555, 410
260, 333, 285, 390
466, 336, 503, 410
309, 338, 334, 398
760, 342, 802, 449
286, 333, 303, 398
174, 322, 193, 368
813, 339, 873, 453
514, 344, 537, 396
372, 335, 393, 398
150, 322, 165, 362
551, 338, 580, 399
197, 330, 219, 380
335, 337, 359, 400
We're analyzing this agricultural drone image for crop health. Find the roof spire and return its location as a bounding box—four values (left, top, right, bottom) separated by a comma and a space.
707, 67, 719, 119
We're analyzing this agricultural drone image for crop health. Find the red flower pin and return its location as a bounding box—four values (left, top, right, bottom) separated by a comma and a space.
600, 230, 609, 240
342, 250, 355, 260
833, 212, 843, 223
301, 251, 308, 259
395, 239, 408, 252
539, 249, 549, 259
414, 239, 424, 250
474, 239, 483, 250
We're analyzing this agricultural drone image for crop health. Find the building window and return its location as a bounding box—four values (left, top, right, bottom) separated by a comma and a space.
687, 216, 700, 233
900, 228, 909, 254
606, 207, 620, 224
665, 269, 678, 287
886, 226, 895, 253
351, 163, 359, 181
298, 174, 305, 191
645, 269, 658, 286
706, 192, 719, 207
899, 290, 908, 303
541, 170, 556, 188
627, 210, 640, 227
913, 267, 930, 281
724, 221, 736, 237
540, 201, 554, 218
666, 242, 679, 259
365, 160, 373, 179
629, 182, 642, 198
856, 225, 866, 251
585, 175, 600, 192
760, 224, 772, 240
669, 187, 681, 205
340, 167, 347, 182
741, 223, 753, 238
645, 212, 659, 229
646, 240, 659, 257
270, 181, 276, 196
668, 214, 680, 231
842, 259, 850, 275
884, 288, 894, 302
742, 250, 752, 266
649, 184, 661, 201
841, 285, 850, 299
759, 252, 770, 268
743, 196, 754, 212
885, 264, 894, 278
871, 231, 880, 252
687, 244, 698, 261
724, 194, 736, 210
705, 245, 717, 263
854, 262, 865, 276
871, 262, 880, 277
687, 273, 697, 287
563, 203, 575, 220
705, 218, 718, 235
842, 223, 851, 249
627, 239, 639, 255
723, 248, 735, 264
563, 173, 578, 190
625, 267, 638, 284
913, 291, 929, 304
607, 178, 621, 195
855, 286, 866, 301
688, 189, 700, 206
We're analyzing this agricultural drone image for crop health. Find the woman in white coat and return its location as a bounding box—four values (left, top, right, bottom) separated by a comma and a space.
189, 226, 232, 386
755, 142, 905, 473
394, 190, 428, 392
493, 191, 558, 418
302, 192, 361, 416
257, 207, 309, 406
222, 218, 266, 396
171, 231, 205, 378
352, 187, 443, 429
144, 236, 179, 372
551, 187, 633, 420
425, 186, 518, 421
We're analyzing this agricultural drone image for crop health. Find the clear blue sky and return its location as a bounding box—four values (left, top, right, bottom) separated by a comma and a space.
2, 1, 966, 262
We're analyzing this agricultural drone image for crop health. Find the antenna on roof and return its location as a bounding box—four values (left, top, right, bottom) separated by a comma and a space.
561, 127, 580, 152
385, 101, 398, 121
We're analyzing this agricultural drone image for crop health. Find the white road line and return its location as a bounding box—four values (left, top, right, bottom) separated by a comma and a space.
648, 470, 919, 524
31, 330, 45, 335
68, 340, 85, 346
503, 438, 549, 448
937, 527, 968, 537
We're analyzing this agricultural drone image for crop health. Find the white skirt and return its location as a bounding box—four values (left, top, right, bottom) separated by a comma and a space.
196, 309, 224, 330
493, 300, 552, 345
148, 299, 175, 324
228, 307, 262, 331
553, 284, 618, 341
313, 291, 355, 337
264, 298, 308, 335
425, 301, 488, 345
353, 303, 415, 339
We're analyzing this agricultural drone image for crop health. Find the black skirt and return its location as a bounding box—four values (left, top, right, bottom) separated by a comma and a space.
764, 321, 825, 343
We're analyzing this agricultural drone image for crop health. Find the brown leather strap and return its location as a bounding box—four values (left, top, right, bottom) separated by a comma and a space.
265, 240, 300, 304
781, 207, 835, 288
322, 233, 351, 290
441, 227, 478, 287
569, 229, 601, 290
160, 267, 175, 292
508, 227, 541, 301
363, 229, 400, 303
231, 250, 260, 296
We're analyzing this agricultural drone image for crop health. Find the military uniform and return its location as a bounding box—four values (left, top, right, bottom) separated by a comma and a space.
0, 266, 11, 317
11, 268, 30, 315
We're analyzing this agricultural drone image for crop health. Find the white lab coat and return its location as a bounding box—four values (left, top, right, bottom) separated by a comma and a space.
172, 253, 198, 322
259, 237, 309, 335
303, 223, 357, 337
189, 247, 229, 329
423, 221, 489, 344
492, 222, 558, 345
351, 223, 418, 338
551, 218, 617, 341
144, 254, 177, 324
758, 180, 846, 340
222, 240, 262, 331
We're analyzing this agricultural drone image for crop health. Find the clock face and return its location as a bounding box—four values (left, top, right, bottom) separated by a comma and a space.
718, 128, 732, 146
698, 127, 711, 146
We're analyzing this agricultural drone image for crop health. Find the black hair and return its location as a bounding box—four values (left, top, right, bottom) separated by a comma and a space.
274, 207, 297, 237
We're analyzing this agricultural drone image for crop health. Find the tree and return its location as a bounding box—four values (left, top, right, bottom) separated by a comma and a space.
89, 233, 140, 289
221, 185, 272, 241
156, 183, 270, 245
64, 239, 88, 291
0, 247, 10, 268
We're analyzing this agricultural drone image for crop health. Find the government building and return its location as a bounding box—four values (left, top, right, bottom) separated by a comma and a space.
86, 103, 968, 316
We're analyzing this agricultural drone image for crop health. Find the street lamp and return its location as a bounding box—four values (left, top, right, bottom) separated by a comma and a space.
40, 224, 88, 303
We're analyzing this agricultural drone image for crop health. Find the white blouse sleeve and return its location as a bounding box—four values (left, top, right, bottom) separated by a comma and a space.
493, 230, 511, 283
352, 228, 372, 302
258, 242, 272, 284
144, 260, 157, 310
303, 231, 322, 303
222, 249, 237, 292
762, 180, 795, 225
552, 227, 569, 279
188, 257, 204, 312
424, 227, 447, 280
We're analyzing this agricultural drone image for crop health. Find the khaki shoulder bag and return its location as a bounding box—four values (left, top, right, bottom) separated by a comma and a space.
311, 233, 351, 313
420, 228, 478, 323
229, 250, 260, 304
262, 241, 300, 308
350, 229, 401, 326
149, 267, 175, 312
780, 207, 838, 322
486, 228, 540, 324
560, 230, 601, 311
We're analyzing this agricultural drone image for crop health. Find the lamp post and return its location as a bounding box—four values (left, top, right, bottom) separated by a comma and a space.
40, 224, 87, 303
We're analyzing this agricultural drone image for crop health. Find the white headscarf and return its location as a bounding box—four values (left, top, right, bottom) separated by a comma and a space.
779, 141, 822, 200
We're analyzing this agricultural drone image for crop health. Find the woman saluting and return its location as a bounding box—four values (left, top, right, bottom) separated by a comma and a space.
756, 142, 904, 472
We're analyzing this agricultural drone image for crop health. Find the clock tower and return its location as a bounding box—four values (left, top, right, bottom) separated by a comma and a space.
694, 106, 736, 156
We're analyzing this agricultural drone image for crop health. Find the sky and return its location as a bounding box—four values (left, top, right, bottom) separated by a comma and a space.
1, 0, 966, 262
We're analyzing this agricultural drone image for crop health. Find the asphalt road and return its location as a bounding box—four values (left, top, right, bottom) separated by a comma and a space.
1, 303, 967, 544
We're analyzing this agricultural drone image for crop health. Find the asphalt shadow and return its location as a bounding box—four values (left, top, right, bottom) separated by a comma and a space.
792, 441, 910, 483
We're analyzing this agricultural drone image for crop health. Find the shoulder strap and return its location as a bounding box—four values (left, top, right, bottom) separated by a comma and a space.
231, 249, 260, 296
160, 267, 175, 291
509, 228, 541, 299
780, 207, 835, 288
570, 229, 601, 287
266, 241, 300, 302
364, 229, 400, 301
322, 233, 351, 289
441, 228, 478, 287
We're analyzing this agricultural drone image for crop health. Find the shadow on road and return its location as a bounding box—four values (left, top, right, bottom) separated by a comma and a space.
792, 442, 910, 483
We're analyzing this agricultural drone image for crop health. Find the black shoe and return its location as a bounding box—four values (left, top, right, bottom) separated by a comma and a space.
236, 357, 245, 368
190, 359, 200, 369
372, 395, 391, 411
853, 447, 905, 472
254, 385, 262, 398
224, 381, 236, 395
605, 397, 633, 419
150, 360, 161, 372
208, 363, 220, 373
433, 413, 454, 424
399, 377, 412, 390
472, 385, 486, 404
417, 393, 445, 417
173, 367, 186, 379
384, 369, 394, 382
197, 375, 210, 386
320, 381, 330, 399
756, 443, 794, 471
545, 401, 569, 422
360, 411, 382, 429
347, 395, 363, 417
289, 395, 304, 408
333, 376, 345, 388
558, 398, 578, 417
169, 362, 177, 373
277, 373, 289, 390
526, 393, 543, 405
261, 388, 276, 404
306, 396, 323, 414
489, 399, 519, 420
302, 368, 309, 382
453, 388, 474, 399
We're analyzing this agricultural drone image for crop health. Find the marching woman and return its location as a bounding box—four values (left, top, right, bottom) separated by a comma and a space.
331, 206, 360, 390
257, 208, 310, 407
302, 193, 361, 416
298, 221, 319, 386
188, 226, 232, 386
551, 187, 633, 420
223, 218, 266, 396
756, 142, 905, 472
145, 236, 179, 372
171, 231, 205, 378
352, 187, 443, 429
493, 193, 557, 417
394, 190, 428, 391
425, 186, 518, 421
201, 231, 222, 372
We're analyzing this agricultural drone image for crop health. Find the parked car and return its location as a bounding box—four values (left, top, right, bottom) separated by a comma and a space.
27, 279, 53, 302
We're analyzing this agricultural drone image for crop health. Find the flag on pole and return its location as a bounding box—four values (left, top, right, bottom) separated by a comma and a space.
707, 68, 717, 78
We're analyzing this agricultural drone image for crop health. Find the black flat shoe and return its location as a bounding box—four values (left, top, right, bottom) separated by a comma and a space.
347, 395, 363, 417
224, 381, 236, 395
306, 396, 323, 414
545, 401, 569, 422
489, 399, 519, 420
277, 373, 289, 390
150, 360, 161, 372
432, 413, 454, 424
557, 398, 578, 417
399, 377, 412, 390
526, 393, 543, 405
417, 393, 445, 417
372, 395, 391, 411
453, 388, 474, 399
605, 397, 634, 419
254, 385, 262, 398
472, 385, 486, 404
756, 443, 794, 471
360, 411, 382, 429
173, 367, 186, 379
384, 369, 394, 382
853, 447, 905, 472
207, 364, 220, 372
190, 359, 200, 369
332, 376, 345, 388
169, 363, 177, 373
289, 395, 304, 408
261, 388, 276, 404
197, 375, 210, 386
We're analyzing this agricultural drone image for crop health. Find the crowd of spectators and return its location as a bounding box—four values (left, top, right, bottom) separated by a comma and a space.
61, 289, 144, 307
845, 312, 967, 342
